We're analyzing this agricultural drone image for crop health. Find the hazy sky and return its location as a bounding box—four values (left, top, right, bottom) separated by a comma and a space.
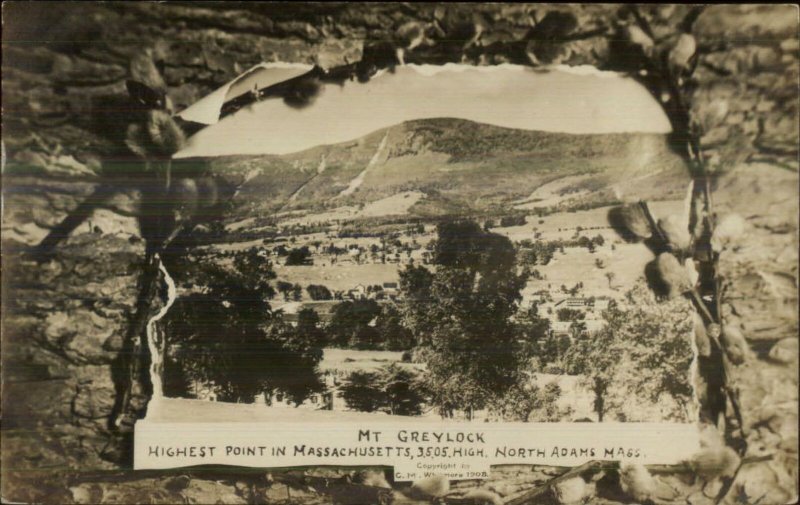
176, 64, 672, 158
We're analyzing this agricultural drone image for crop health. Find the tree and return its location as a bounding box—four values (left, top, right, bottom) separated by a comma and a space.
556, 307, 585, 322
285, 246, 312, 265
276, 281, 294, 301
369, 244, 380, 260
307, 284, 333, 300
291, 283, 303, 301
569, 320, 586, 336
296, 308, 327, 348
500, 215, 526, 227
518, 304, 553, 365
328, 299, 381, 348
382, 364, 427, 416
593, 234, 605, 247
164, 251, 324, 404
340, 364, 428, 416
399, 265, 433, 305
261, 320, 326, 405
561, 326, 619, 422
518, 248, 537, 266
488, 380, 572, 422
375, 304, 415, 351
399, 220, 528, 418
339, 370, 384, 412
535, 333, 561, 367
611, 284, 695, 419
562, 283, 695, 422
162, 354, 194, 399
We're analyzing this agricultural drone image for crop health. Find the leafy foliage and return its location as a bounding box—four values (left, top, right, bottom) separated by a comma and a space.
516, 235, 606, 266
164, 248, 324, 404
374, 304, 415, 351
295, 308, 327, 348
339, 370, 385, 413
399, 220, 529, 416
340, 364, 428, 416
487, 380, 572, 422
306, 284, 333, 300
561, 322, 619, 422
614, 284, 695, 417
499, 214, 527, 227
328, 299, 381, 348
557, 307, 585, 322
276, 280, 295, 301
285, 246, 313, 265
562, 282, 695, 421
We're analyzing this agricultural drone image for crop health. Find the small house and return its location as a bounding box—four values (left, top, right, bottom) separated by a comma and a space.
382, 282, 400, 299
554, 297, 592, 309
347, 284, 367, 300
551, 321, 574, 337
593, 298, 611, 311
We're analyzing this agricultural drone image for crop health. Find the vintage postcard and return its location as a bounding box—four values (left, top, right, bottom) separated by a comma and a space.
134, 62, 702, 475
2, 3, 798, 505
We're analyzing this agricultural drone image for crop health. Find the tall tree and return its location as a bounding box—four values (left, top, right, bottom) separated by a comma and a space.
165, 249, 324, 404
375, 304, 415, 351
399, 220, 528, 417
296, 308, 327, 348
561, 325, 618, 421
519, 306, 556, 368
562, 283, 695, 421
382, 364, 427, 416
328, 299, 381, 349
291, 284, 303, 301
557, 307, 585, 322
611, 284, 696, 419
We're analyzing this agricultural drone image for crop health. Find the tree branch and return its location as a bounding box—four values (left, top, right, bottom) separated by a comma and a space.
505, 460, 611, 505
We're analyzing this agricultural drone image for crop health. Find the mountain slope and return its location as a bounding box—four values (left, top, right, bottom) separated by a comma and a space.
207, 117, 689, 226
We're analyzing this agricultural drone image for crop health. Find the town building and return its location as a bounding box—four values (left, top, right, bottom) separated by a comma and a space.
346, 284, 367, 300
382, 282, 399, 300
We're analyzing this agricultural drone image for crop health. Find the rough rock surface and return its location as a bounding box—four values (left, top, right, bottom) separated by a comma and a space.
1, 3, 797, 504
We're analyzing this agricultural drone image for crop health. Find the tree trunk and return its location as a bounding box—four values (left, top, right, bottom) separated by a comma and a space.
594, 380, 607, 422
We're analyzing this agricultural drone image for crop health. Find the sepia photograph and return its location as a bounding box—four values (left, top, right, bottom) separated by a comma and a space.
138, 61, 699, 428
2, 3, 798, 504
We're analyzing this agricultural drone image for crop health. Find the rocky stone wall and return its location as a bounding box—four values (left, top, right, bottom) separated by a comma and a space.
1, 3, 797, 504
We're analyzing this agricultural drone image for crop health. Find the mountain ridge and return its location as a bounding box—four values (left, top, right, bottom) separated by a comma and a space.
205, 117, 689, 228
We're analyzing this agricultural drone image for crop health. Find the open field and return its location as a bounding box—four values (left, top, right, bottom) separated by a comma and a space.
260, 200, 685, 302
274, 263, 400, 292
201, 200, 688, 305
145, 397, 444, 423
320, 348, 423, 375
